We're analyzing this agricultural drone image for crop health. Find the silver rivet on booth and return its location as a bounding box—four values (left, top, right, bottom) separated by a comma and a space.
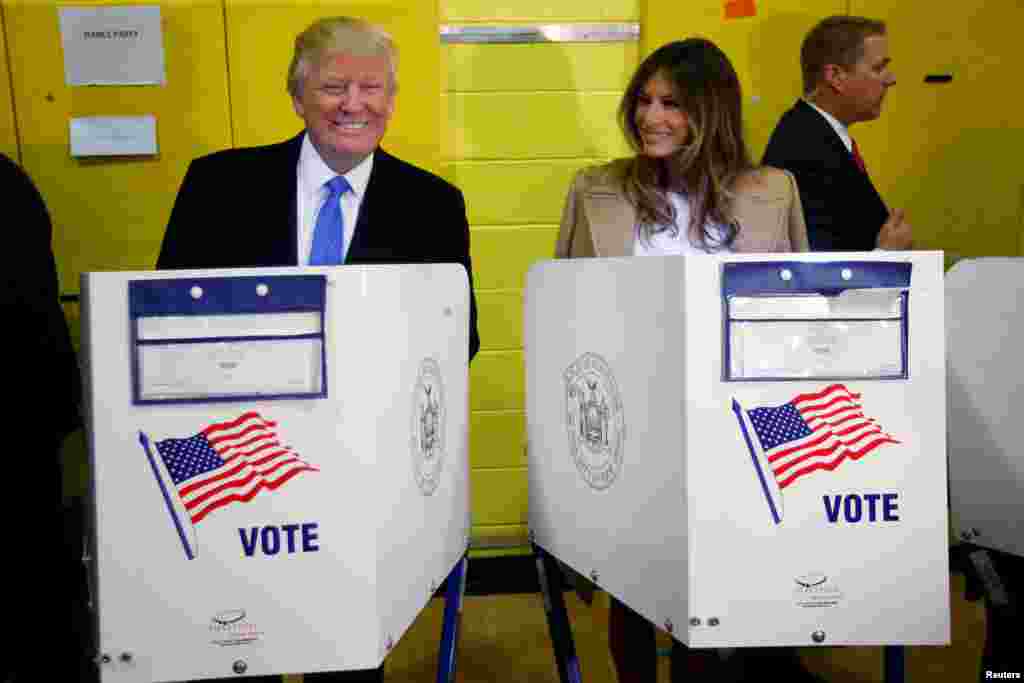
841, 268, 853, 281
256, 283, 269, 297
780, 268, 793, 281
190, 286, 203, 300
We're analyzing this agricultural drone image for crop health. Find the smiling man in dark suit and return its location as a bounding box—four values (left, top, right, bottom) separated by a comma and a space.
157, 16, 477, 683
762, 15, 912, 252
159, 16, 479, 361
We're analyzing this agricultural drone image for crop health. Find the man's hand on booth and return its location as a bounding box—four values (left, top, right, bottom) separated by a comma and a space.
876, 208, 913, 250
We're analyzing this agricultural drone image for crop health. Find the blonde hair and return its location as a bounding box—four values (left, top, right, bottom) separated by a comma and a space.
287, 17, 398, 98
618, 38, 752, 250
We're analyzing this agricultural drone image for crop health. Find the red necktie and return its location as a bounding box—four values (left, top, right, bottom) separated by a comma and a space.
851, 139, 868, 175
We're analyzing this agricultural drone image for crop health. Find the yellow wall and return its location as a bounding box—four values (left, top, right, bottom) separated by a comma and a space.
849, 0, 1024, 259
443, 2, 637, 550
0, 5, 18, 161
5, 0, 233, 293
644, 0, 1024, 259
445, 0, 633, 22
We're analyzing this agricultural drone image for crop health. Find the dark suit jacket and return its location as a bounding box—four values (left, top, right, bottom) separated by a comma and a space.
158, 133, 479, 360
1, 153, 84, 682
762, 99, 889, 251
1, 153, 81, 443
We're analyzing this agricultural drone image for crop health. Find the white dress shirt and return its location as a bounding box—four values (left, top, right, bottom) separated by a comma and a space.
633, 191, 732, 256
296, 133, 374, 265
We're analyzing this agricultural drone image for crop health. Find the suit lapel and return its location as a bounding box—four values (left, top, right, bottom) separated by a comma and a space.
795, 100, 886, 209
795, 100, 855, 171
581, 183, 636, 258
266, 133, 303, 265
345, 149, 386, 262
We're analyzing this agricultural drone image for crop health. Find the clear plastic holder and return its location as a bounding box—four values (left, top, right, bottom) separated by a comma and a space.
722, 261, 911, 382
129, 274, 328, 404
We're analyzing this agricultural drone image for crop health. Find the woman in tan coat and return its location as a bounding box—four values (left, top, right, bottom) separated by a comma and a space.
555, 38, 813, 683
557, 39, 808, 261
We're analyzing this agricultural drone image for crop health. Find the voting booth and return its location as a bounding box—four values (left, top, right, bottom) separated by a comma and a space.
526, 252, 949, 649
948, 257, 1024, 560
81, 265, 470, 682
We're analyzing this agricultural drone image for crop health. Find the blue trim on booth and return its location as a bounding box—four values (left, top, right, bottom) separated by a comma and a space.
437, 554, 468, 683
129, 274, 328, 405
722, 261, 912, 382
135, 333, 324, 346
885, 645, 904, 683
722, 261, 912, 297
129, 275, 326, 316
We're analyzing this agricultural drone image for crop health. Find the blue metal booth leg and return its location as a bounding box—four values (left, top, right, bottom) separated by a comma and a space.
884, 645, 904, 683
436, 554, 468, 683
534, 544, 583, 683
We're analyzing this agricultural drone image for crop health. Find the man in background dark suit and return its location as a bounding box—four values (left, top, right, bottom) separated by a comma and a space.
157, 16, 478, 683
159, 16, 479, 361
763, 15, 912, 252
1, 153, 85, 682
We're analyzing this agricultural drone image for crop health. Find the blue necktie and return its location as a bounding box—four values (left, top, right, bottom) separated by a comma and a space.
309, 176, 350, 265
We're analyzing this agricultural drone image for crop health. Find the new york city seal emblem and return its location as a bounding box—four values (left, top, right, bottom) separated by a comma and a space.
411, 358, 446, 496
564, 352, 625, 490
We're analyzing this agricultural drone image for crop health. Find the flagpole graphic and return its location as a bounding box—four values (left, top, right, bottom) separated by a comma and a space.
732, 399, 782, 524
140, 431, 196, 560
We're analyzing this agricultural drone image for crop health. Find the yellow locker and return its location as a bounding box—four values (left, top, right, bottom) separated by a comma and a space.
470, 410, 526, 468
446, 42, 638, 93
0, 6, 18, 161
476, 289, 522, 351
849, 0, 1024, 258
641, 0, 844, 159
471, 226, 557, 290
447, 91, 626, 161
444, 10, 641, 548
444, 0, 634, 23
469, 523, 529, 556
225, 0, 441, 174
470, 350, 523, 412
455, 160, 592, 226
5, 0, 232, 293
471, 467, 528, 526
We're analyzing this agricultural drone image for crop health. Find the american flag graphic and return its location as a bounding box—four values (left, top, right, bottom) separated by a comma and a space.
733, 384, 900, 523
150, 411, 318, 525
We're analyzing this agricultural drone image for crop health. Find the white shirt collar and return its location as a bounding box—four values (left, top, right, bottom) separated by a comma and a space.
804, 98, 853, 153
298, 133, 374, 199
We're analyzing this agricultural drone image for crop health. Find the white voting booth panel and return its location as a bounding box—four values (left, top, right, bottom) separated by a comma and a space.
526, 252, 949, 648
948, 258, 1024, 559
81, 265, 470, 682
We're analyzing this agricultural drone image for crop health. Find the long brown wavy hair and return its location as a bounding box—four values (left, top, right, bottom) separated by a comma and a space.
618, 38, 753, 250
